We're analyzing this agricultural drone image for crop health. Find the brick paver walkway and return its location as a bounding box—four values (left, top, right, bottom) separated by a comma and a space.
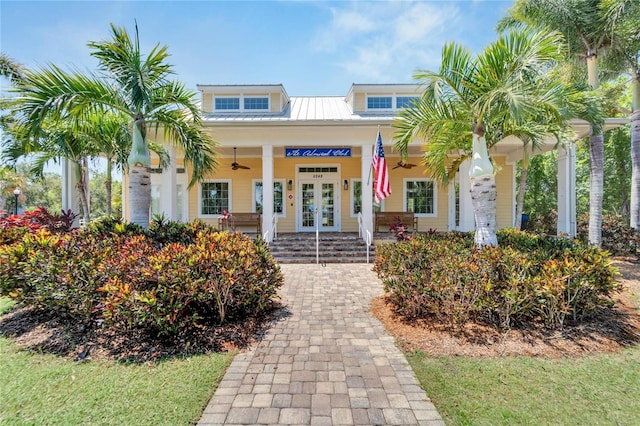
198, 264, 444, 425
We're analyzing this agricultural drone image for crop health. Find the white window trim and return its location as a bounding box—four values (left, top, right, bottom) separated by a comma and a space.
252, 179, 286, 217
365, 93, 419, 112
214, 94, 270, 112
403, 178, 437, 217
198, 179, 232, 218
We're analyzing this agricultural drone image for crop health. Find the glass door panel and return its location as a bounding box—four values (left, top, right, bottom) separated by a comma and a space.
301, 183, 316, 228
321, 183, 335, 227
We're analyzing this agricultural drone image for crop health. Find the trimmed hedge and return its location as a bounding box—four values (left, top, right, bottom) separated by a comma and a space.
0, 213, 284, 336
374, 229, 620, 329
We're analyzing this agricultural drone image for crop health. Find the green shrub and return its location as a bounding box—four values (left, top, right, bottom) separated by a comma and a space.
374, 230, 620, 330
0, 221, 284, 337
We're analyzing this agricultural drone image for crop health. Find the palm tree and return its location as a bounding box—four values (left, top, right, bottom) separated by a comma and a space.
602, 0, 640, 230
498, 0, 627, 246
8, 23, 216, 227
395, 29, 571, 247
3, 119, 94, 223
0, 52, 24, 84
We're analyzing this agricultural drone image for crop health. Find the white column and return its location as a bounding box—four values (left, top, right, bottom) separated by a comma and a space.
161, 148, 178, 220
458, 159, 475, 232
61, 158, 81, 227
262, 145, 274, 242
361, 143, 374, 240
557, 143, 577, 237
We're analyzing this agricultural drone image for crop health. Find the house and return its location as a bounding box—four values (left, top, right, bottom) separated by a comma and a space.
61, 83, 627, 241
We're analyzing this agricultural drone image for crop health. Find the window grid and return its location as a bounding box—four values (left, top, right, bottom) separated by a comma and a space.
367, 96, 393, 109
215, 97, 240, 110
201, 182, 229, 215
396, 96, 418, 109
244, 97, 269, 110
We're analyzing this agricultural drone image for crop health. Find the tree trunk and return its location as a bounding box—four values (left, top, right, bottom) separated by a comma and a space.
589, 132, 604, 246
74, 159, 90, 225
586, 53, 603, 246
469, 128, 498, 247
630, 75, 640, 230
128, 165, 151, 227
515, 160, 528, 230
127, 116, 151, 228
105, 157, 113, 217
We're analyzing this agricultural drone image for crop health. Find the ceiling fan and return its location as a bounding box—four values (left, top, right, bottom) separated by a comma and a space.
231, 147, 250, 170
392, 161, 417, 169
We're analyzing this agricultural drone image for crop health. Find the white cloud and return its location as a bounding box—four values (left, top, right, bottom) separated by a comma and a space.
311, 1, 463, 83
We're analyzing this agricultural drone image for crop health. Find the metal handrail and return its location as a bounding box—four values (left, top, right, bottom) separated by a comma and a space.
358, 213, 372, 264
272, 214, 278, 240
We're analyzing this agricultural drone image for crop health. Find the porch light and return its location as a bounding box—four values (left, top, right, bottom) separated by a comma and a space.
13, 188, 20, 215
287, 179, 293, 191
343, 180, 349, 191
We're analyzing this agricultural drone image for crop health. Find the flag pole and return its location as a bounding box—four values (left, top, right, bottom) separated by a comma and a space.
367, 126, 379, 186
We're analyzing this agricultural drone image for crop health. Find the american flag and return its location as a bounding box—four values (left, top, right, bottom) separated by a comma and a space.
372, 129, 391, 203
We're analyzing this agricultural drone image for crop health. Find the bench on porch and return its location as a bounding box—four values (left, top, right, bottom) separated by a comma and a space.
374, 211, 418, 233
218, 212, 261, 233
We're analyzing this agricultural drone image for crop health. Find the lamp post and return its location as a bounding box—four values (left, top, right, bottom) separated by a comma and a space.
13, 188, 20, 215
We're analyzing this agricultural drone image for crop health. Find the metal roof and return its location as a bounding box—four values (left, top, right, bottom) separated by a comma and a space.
203, 96, 394, 124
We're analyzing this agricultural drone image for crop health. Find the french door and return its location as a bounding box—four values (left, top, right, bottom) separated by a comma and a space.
298, 180, 340, 232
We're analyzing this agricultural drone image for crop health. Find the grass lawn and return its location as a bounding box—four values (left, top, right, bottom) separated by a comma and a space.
408, 348, 640, 425
0, 298, 234, 426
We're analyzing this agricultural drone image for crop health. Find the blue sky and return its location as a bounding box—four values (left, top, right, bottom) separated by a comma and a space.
1, 0, 513, 96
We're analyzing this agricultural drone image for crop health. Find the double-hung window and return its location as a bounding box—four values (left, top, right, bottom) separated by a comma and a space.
253, 180, 285, 215
404, 179, 436, 216
200, 181, 230, 215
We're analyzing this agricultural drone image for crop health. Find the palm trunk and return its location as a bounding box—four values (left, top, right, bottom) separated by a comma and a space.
630, 74, 640, 230
105, 157, 113, 217
469, 126, 498, 247
515, 162, 528, 230
589, 132, 604, 246
74, 159, 90, 225
587, 53, 603, 246
127, 116, 151, 228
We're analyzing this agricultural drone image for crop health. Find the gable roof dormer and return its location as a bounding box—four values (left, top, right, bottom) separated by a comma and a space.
345, 84, 421, 114
197, 84, 290, 115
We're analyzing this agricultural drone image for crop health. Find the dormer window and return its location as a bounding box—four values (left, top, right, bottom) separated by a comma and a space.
244, 97, 269, 110
213, 95, 270, 112
396, 96, 418, 109
365, 94, 419, 111
215, 97, 240, 110
367, 96, 393, 110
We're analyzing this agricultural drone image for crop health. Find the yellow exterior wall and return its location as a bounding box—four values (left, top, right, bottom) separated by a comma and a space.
270, 93, 280, 112
353, 93, 366, 112
202, 93, 213, 113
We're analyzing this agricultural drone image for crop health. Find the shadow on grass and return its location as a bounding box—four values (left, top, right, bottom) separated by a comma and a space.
0, 300, 287, 363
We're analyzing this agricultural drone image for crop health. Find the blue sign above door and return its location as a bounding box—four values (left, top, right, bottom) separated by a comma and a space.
285, 147, 351, 158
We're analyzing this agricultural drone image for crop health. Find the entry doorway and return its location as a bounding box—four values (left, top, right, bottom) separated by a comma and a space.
296, 166, 341, 232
